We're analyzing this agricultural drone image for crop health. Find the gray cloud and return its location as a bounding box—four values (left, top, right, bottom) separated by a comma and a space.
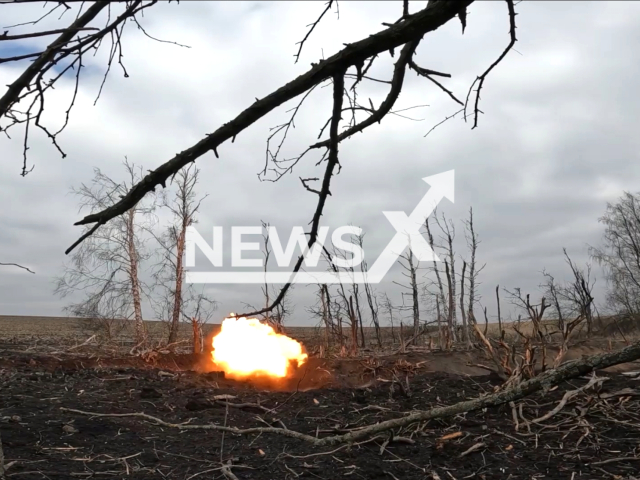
1, 1, 639, 325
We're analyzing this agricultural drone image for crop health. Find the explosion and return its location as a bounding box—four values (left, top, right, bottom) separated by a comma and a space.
211, 315, 308, 380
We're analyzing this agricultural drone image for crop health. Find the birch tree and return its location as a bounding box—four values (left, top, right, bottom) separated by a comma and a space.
54, 160, 155, 345
152, 164, 208, 344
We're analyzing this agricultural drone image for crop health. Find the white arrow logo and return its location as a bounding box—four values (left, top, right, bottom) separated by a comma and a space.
365, 170, 455, 282
186, 170, 454, 284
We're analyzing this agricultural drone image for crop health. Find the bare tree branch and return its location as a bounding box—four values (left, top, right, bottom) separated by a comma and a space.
67, 1, 475, 252
0, 1, 162, 172
0, 262, 35, 274
294, 0, 336, 63
464, 0, 517, 128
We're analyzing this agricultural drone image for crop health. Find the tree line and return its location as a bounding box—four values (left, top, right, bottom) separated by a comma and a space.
52, 159, 640, 365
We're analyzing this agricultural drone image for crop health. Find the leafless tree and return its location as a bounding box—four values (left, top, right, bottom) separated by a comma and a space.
380, 292, 397, 345
54, 160, 156, 345
590, 191, 640, 318
319, 284, 331, 351
349, 283, 366, 349
495, 285, 503, 336
322, 243, 361, 351
395, 248, 422, 346
542, 270, 587, 368
459, 260, 469, 343
505, 288, 550, 373
308, 283, 345, 351
543, 249, 595, 334
562, 249, 595, 334
260, 221, 273, 328
425, 216, 447, 346
444, 259, 455, 348
358, 233, 382, 347
434, 213, 458, 342
151, 164, 207, 344
464, 207, 484, 333
181, 287, 217, 354
306, 285, 329, 353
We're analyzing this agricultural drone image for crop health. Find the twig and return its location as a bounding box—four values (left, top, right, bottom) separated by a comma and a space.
590, 457, 640, 467
220, 402, 229, 462
0, 262, 35, 274
459, 442, 485, 458
59, 407, 321, 443
221, 463, 240, 480
294, 0, 335, 63
464, 0, 517, 129
0, 27, 100, 41
527, 375, 607, 425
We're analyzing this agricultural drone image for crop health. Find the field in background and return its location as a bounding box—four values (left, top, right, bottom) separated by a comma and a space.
1, 313, 638, 352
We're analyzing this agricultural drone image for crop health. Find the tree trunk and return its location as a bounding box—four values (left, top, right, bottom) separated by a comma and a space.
407, 253, 420, 345
460, 261, 468, 343
168, 225, 186, 344
436, 296, 443, 350
349, 296, 358, 355
192, 317, 202, 354
496, 285, 502, 337
426, 219, 447, 338
364, 283, 382, 347
321, 284, 330, 350
445, 260, 455, 348
466, 207, 478, 344
126, 209, 145, 345
353, 286, 366, 349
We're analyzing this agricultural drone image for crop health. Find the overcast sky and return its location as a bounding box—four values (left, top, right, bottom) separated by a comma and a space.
1, 1, 639, 327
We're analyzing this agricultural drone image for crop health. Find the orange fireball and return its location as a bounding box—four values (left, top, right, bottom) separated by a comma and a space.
211, 316, 307, 380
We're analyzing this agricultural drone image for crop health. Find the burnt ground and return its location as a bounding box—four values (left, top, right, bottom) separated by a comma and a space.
1, 350, 640, 480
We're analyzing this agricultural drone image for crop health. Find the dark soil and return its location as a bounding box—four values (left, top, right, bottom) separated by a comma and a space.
1, 351, 640, 480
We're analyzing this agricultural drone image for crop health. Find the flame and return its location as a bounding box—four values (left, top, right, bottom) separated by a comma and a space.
211, 315, 308, 380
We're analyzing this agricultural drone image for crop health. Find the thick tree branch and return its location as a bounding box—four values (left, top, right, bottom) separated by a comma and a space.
68, 0, 474, 253
0, 1, 110, 118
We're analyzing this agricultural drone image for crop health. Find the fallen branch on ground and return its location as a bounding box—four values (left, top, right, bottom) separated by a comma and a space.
59, 407, 320, 443
61, 339, 640, 447
527, 374, 607, 425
